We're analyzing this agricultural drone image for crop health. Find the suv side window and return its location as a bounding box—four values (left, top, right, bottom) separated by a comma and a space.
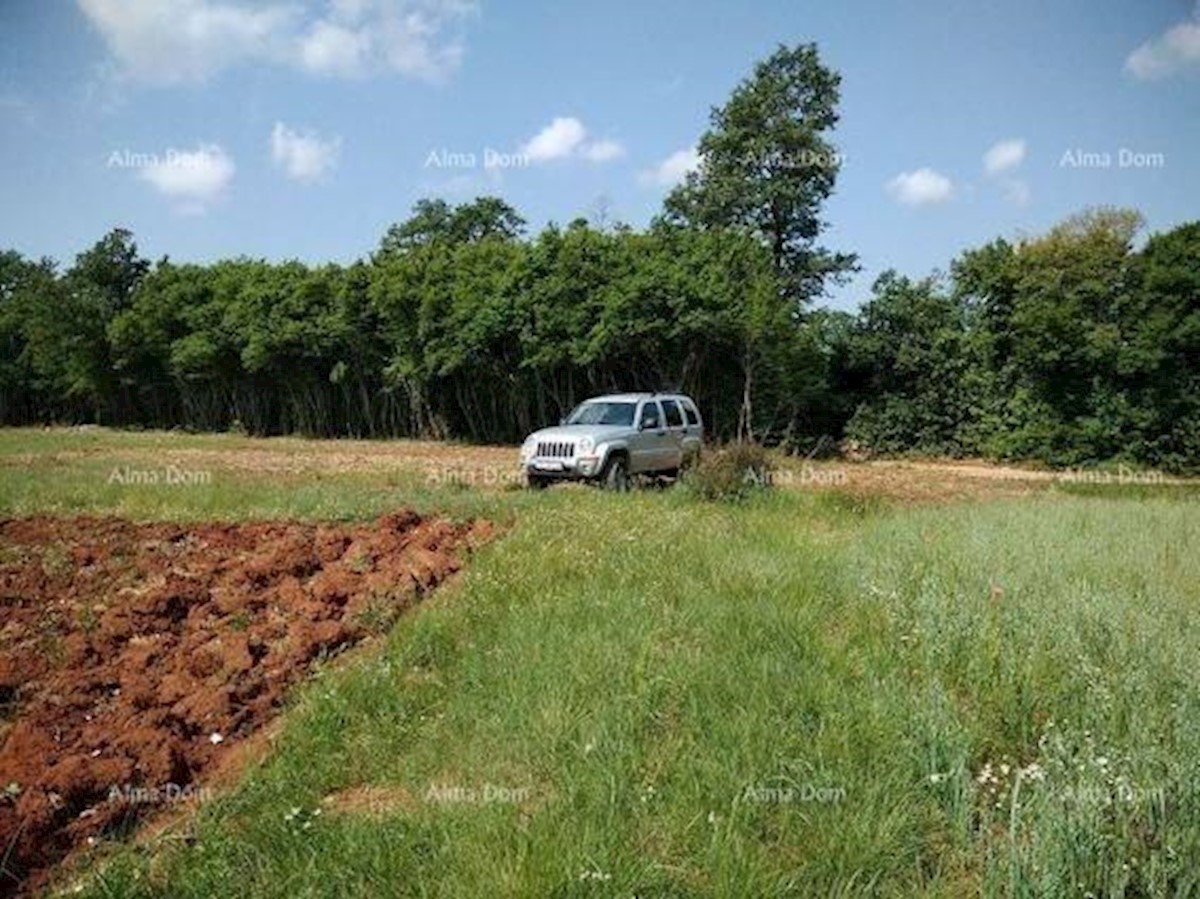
639, 400, 662, 429
681, 400, 700, 426
660, 398, 683, 428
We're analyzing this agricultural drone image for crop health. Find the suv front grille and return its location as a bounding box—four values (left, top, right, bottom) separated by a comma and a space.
537, 441, 575, 459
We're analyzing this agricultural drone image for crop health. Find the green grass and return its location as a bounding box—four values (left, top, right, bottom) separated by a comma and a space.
4, 430, 1200, 896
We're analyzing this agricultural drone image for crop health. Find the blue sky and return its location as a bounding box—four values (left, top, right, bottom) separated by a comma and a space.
1, 0, 1197, 309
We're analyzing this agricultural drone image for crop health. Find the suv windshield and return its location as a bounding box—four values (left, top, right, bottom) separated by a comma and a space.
565, 401, 636, 426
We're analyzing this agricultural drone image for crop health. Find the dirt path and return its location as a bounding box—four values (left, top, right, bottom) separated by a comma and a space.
772, 457, 1193, 503
7, 428, 1190, 504
0, 437, 515, 477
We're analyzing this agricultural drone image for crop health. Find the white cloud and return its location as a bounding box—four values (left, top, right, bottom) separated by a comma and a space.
581, 138, 626, 163
1125, 10, 1200, 80
140, 143, 234, 212
373, 2, 473, 81
886, 168, 954, 207
77, 0, 296, 85
983, 139, 1026, 175
271, 122, 341, 182
638, 147, 700, 187
76, 0, 478, 86
298, 21, 370, 77
980, 140, 1031, 206
303, 0, 476, 82
520, 117, 587, 162
515, 117, 624, 165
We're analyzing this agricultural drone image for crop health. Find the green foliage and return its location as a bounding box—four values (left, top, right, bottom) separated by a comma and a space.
0, 251, 52, 422
663, 43, 856, 302
832, 209, 1200, 472
375, 196, 526, 258
685, 442, 775, 501
842, 272, 981, 456
1, 199, 819, 443
6, 229, 149, 423
3, 205, 1198, 471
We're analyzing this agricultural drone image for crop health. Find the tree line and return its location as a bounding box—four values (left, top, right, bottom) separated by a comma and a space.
0, 43, 1196, 470
2, 204, 1195, 471
0, 211, 811, 445
837, 209, 1200, 473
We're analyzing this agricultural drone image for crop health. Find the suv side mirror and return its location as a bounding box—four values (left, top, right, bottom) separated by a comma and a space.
640, 417, 658, 431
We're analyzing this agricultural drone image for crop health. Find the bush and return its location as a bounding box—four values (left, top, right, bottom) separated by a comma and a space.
685, 442, 775, 501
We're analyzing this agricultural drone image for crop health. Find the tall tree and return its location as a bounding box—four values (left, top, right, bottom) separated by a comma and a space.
661, 43, 855, 437
663, 43, 856, 302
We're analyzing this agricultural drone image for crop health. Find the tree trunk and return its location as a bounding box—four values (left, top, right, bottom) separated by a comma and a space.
737, 344, 754, 443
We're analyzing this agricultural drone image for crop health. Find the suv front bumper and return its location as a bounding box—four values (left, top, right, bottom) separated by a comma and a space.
522, 454, 604, 480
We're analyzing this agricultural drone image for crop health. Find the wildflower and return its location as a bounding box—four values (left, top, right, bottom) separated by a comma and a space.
1019, 763, 1046, 782
209, 732, 224, 745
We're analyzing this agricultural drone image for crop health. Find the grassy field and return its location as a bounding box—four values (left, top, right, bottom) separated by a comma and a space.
3, 429, 1200, 897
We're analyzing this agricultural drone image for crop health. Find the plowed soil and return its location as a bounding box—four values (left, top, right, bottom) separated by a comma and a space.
0, 512, 491, 895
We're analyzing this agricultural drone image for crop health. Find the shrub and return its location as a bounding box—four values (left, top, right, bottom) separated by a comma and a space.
685, 442, 775, 501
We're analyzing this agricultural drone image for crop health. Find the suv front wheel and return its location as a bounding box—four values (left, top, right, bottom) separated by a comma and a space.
601, 454, 631, 492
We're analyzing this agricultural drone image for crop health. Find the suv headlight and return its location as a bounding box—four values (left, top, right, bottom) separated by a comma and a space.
520, 436, 537, 460
578, 436, 594, 454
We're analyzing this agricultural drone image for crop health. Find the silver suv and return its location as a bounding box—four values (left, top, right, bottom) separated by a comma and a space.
520, 393, 704, 490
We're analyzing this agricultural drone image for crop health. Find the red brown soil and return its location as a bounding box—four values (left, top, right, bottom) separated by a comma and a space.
0, 512, 491, 895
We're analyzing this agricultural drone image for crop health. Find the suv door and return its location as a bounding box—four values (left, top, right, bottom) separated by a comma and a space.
677, 396, 703, 464
632, 399, 670, 473
658, 398, 687, 470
